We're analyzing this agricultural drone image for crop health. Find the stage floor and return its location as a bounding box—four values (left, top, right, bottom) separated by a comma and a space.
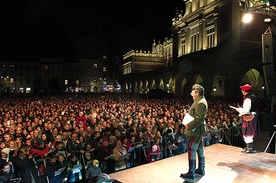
109, 144, 276, 183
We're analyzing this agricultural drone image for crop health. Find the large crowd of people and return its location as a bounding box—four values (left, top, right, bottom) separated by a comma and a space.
0, 93, 268, 183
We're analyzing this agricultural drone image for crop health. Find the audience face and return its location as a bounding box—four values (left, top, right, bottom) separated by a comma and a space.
115, 140, 123, 148
4, 134, 11, 142
71, 133, 78, 143
1, 152, 8, 158
57, 154, 65, 163
25, 140, 32, 147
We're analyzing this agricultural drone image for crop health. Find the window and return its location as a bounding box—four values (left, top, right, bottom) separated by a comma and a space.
10, 78, 14, 84
207, 26, 215, 48
26, 88, 31, 93
190, 26, 199, 52
103, 67, 106, 72
94, 64, 98, 68
76, 80, 79, 85
65, 80, 68, 85
19, 88, 24, 93
181, 38, 186, 55
191, 33, 199, 52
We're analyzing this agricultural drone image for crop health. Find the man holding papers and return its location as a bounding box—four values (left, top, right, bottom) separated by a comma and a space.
180, 84, 208, 180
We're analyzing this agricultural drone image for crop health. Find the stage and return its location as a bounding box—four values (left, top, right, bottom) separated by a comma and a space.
109, 144, 276, 183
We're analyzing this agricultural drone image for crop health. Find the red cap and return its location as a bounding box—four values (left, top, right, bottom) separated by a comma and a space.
102, 137, 108, 142
240, 84, 252, 91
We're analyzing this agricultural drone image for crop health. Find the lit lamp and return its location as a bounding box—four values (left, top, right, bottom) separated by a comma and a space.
213, 86, 217, 92
242, 13, 253, 24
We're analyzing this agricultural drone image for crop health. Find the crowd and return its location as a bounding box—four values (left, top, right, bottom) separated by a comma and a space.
0, 93, 268, 183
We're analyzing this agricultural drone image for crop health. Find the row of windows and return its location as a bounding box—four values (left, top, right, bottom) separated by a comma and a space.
14, 78, 107, 86
123, 64, 132, 75
0, 77, 14, 84
1, 65, 15, 68
64, 78, 106, 85
180, 25, 215, 56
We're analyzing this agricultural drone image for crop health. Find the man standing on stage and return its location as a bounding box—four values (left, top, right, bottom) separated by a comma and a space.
180, 84, 208, 180
235, 84, 260, 153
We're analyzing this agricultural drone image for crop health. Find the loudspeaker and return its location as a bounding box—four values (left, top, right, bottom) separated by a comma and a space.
262, 33, 276, 95
270, 0, 276, 6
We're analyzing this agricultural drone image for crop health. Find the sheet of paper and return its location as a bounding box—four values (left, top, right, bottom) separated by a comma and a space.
182, 113, 194, 125
55, 167, 66, 176
229, 105, 238, 110
72, 164, 82, 173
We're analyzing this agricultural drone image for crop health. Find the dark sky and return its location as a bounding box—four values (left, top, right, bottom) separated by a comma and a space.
0, 0, 185, 60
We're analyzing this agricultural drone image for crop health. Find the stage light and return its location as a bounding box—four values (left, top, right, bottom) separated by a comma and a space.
242, 13, 253, 23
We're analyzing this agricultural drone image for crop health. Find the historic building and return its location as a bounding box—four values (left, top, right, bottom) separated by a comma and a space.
119, 0, 273, 99
0, 56, 118, 93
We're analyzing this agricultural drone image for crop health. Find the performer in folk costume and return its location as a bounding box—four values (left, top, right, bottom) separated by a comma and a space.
234, 84, 260, 153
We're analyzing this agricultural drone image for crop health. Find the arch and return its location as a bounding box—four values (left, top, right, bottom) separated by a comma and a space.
139, 80, 143, 94
181, 78, 188, 96
134, 81, 138, 94
151, 79, 156, 90
167, 78, 173, 93
241, 68, 265, 98
159, 79, 165, 90
211, 75, 225, 96
145, 80, 149, 93
194, 75, 203, 84
125, 82, 129, 93
129, 82, 132, 93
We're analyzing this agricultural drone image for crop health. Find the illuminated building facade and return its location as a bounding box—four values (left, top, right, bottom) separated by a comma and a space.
120, 0, 270, 99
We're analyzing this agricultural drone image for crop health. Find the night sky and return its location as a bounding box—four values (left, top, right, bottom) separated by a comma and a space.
0, 0, 185, 61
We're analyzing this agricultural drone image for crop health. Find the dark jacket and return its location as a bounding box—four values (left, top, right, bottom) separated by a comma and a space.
185, 96, 208, 136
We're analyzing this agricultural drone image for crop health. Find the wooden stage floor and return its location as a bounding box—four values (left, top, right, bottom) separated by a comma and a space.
109, 144, 276, 183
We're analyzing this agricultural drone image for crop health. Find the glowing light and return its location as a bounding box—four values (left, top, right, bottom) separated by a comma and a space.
242, 13, 252, 23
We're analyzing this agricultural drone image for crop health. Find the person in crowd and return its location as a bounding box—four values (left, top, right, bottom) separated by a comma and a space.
162, 129, 174, 158
11, 148, 34, 183
180, 84, 208, 180
29, 138, 50, 159
29, 138, 51, 177
113, 140, 127, 172
234, 84, 260, 153
83, 152, 92, 170
66, 133, 85, 159
108, 136, 117, 150
146, 144, 160, 163
174, 128, 187, 155
56, 153, 68, 182
76, 111, 87, 130
3, 133, 12, 147
45, 153, 61, 183
97, 138, 114, 174
85, 159, 102, 183
0, 148, 15, 182
68, 153, 83, 183
8, 140, 19, 157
